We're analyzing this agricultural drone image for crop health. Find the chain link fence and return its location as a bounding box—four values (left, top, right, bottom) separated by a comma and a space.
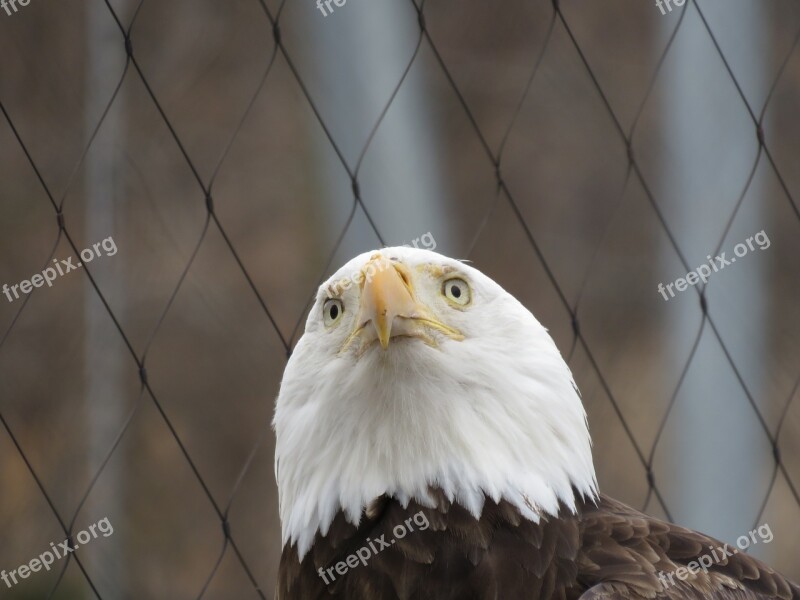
0, 0, 798, 597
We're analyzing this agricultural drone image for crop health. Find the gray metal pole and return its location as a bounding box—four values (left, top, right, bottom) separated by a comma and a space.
659, 0, 769, 556
301, 0, 454, 257
84, 1, 128, 594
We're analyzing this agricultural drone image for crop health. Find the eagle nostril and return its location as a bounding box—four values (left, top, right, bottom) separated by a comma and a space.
393, 265, 412, 290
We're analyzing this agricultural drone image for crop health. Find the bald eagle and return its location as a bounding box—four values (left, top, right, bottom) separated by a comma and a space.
274, 247, 799, 599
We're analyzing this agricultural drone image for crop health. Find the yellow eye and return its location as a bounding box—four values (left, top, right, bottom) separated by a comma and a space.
442, 278, 471, 306
323, 299, 344, 327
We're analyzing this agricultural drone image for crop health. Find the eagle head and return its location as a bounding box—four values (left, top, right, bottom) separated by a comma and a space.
274, 247, 597, 558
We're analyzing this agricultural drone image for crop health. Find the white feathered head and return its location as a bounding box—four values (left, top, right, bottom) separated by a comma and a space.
274, 247, 597, 558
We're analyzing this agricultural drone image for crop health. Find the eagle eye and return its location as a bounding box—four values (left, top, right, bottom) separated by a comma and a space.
442, 278, 471, 306
323, 298, 344, 327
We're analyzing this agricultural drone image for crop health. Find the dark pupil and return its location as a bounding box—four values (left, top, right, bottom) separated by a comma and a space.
451, 285, 461, 299
329, 304, 339, 319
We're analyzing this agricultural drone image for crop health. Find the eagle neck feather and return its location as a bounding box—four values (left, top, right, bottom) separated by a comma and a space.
275, 316, 598, 559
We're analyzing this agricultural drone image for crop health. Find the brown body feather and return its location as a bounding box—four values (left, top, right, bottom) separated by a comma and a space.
277, 491, 800, 600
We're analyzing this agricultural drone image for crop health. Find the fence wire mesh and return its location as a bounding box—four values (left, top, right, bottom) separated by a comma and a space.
0, 0, 798, 597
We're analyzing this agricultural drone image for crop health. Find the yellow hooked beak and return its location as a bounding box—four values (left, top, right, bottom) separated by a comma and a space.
342, 254, 463, 352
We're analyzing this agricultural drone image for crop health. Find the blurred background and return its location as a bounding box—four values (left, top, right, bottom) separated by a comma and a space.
0, 0, 799, 597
